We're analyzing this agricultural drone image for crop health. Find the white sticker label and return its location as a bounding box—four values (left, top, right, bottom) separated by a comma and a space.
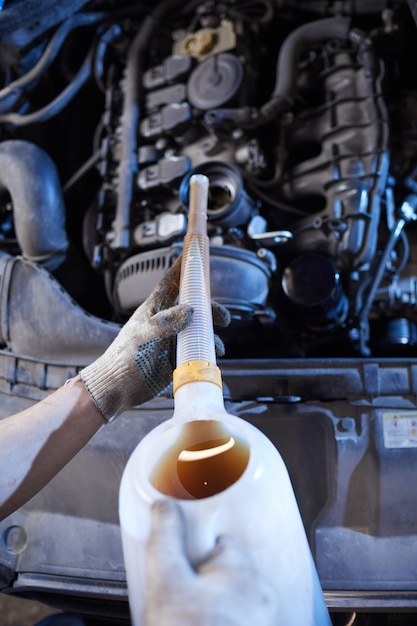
382, 411, 417, 448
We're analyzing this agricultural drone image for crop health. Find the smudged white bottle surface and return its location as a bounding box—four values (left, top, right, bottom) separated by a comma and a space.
119, 174, 331, 625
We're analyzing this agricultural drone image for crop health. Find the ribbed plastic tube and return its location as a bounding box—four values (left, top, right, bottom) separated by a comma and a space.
176, 174, 216, 366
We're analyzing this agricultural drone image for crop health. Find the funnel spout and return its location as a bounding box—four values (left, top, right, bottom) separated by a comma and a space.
176, 174, 216, 367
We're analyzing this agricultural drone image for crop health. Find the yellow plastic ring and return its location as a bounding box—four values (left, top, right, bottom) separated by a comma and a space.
173, 360, 223, 394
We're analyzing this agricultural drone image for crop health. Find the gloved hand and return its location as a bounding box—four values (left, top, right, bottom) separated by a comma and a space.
80, 256, 193, 422
145, 500, 279, 626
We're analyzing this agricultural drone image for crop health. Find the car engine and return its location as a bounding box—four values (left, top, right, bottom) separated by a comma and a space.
2, 2, 417, 624
0, 0, 415, 361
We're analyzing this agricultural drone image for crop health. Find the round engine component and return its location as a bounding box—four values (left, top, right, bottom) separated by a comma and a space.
180, 162, 256, 228
208, 244, 271, 318
373, 318, 417, 354
281, 253, 348, 330
113, 244, 271, 318
113, 247, 179, 312
187, 53, 244, 110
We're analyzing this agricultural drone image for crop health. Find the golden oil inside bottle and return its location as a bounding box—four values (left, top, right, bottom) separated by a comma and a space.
150, 420, 250, 500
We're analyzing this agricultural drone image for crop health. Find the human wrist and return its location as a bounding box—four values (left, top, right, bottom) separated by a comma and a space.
70, 372, 108, 424
58, 373, 107, 430
80, 352, 135, 423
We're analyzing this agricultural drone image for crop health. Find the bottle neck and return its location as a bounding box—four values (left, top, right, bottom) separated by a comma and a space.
173, 379, 226, 416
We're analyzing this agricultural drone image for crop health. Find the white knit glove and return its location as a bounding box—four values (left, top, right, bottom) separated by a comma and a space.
145, 500, 279, 626
80, 257, 193, 422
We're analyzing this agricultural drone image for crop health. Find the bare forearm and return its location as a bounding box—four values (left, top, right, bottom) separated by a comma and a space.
0, 375, 104, 520
0, 256, 193, 521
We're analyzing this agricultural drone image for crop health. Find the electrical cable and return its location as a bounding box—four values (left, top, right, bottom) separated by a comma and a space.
63, 150, 101, 193
0, 11, 109, 104
0, 49, 93, 126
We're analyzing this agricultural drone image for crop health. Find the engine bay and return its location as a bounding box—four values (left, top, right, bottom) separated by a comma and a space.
0, 0, 416, 361
1, 1, 417, 624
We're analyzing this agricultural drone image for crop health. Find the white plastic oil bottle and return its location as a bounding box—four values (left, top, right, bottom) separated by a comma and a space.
119, 174, 331, 626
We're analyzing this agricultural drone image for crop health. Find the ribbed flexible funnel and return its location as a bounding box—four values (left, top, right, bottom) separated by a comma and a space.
176, 174, 216, 366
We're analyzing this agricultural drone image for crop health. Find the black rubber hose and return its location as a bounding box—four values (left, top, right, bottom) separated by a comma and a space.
0, 140, 68, 270
0, 49, 93, 126
111, 14, 157, 249
260, 17, 351, 121
112, 0, 196, 249
0, 11, 108, 105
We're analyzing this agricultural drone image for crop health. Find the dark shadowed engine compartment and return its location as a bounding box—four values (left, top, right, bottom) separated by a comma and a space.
0, 0, 416, 361
1, 1, 417, 624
